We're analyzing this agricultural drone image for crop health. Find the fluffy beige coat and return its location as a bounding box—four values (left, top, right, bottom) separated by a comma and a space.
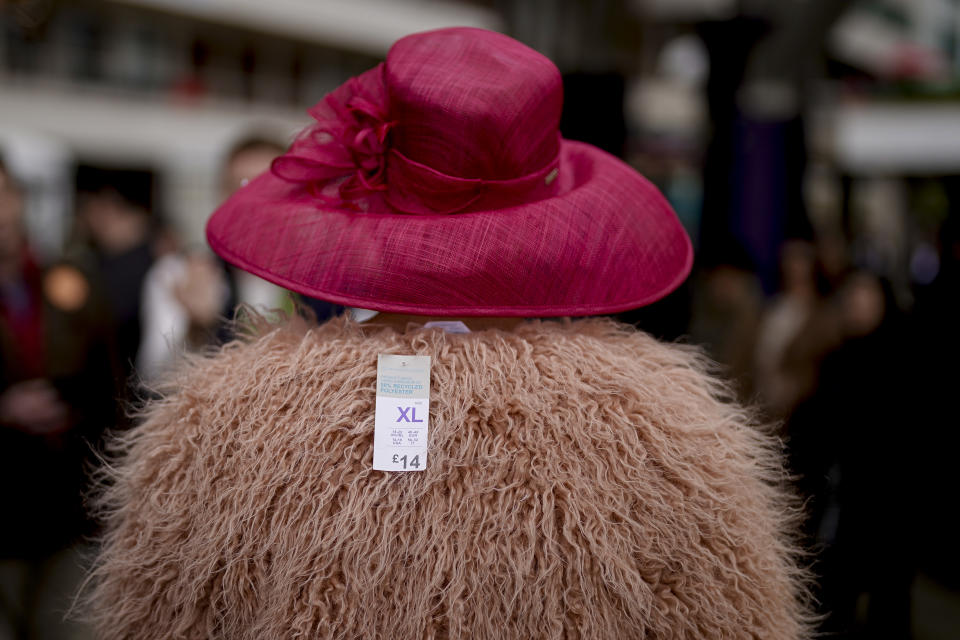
86, 316, 811, 639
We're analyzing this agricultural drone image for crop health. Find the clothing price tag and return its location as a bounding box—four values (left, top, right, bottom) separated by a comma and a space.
373, 354, 431, 471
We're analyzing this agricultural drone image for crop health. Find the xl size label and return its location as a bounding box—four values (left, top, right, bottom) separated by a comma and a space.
373, 355, 430, 471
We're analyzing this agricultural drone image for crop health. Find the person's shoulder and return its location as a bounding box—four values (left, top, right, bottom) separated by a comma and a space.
157, 313, 349, 399
518, 317, 721, 391
125, 314, 366, 454
519, 316, 695, 357
516, 317, 764, 443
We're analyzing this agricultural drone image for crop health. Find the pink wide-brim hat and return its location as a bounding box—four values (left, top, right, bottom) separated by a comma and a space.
207, 27, 692, 317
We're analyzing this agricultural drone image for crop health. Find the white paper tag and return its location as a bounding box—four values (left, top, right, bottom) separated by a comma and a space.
373, 354, 431, 471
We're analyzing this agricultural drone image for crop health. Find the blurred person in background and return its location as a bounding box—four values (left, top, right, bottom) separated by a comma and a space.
136, 134, 344, 383
799, 271, 915, 638
688, 244, 763, 399
1, 157, 118, 638
753, 232, 920, 635
220, 134, 342, 321
909, 213, 960, 602
219, 135, 291, 312
755, 240, 823, 418
75, 167, 156, 382
136, 245, 230, 382
775, 235, 848, 521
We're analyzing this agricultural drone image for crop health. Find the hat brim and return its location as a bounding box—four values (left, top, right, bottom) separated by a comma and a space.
207, 139, 692, 317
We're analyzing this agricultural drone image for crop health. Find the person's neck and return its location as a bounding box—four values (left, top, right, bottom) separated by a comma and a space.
363, 313, 525, 332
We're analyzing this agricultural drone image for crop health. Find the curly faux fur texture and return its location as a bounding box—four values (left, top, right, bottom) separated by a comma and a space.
85, 316, 812, 639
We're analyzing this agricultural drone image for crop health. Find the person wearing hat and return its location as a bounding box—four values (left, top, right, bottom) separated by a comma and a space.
1, 157, 119, 636
86, 28, 811, 639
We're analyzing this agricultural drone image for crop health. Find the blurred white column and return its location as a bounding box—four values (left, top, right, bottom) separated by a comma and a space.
0, 129, 73, 260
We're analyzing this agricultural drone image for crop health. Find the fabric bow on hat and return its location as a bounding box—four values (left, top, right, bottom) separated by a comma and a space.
271, 70, 393, 207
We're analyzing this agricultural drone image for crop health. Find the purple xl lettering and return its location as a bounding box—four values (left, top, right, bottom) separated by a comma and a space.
396, 406, 424, 423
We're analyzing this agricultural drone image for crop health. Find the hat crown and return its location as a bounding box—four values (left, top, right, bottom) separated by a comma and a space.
385, 28, 562, 181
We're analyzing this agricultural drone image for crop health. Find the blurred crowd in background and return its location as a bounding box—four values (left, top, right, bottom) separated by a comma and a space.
1, 0, 959, 638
